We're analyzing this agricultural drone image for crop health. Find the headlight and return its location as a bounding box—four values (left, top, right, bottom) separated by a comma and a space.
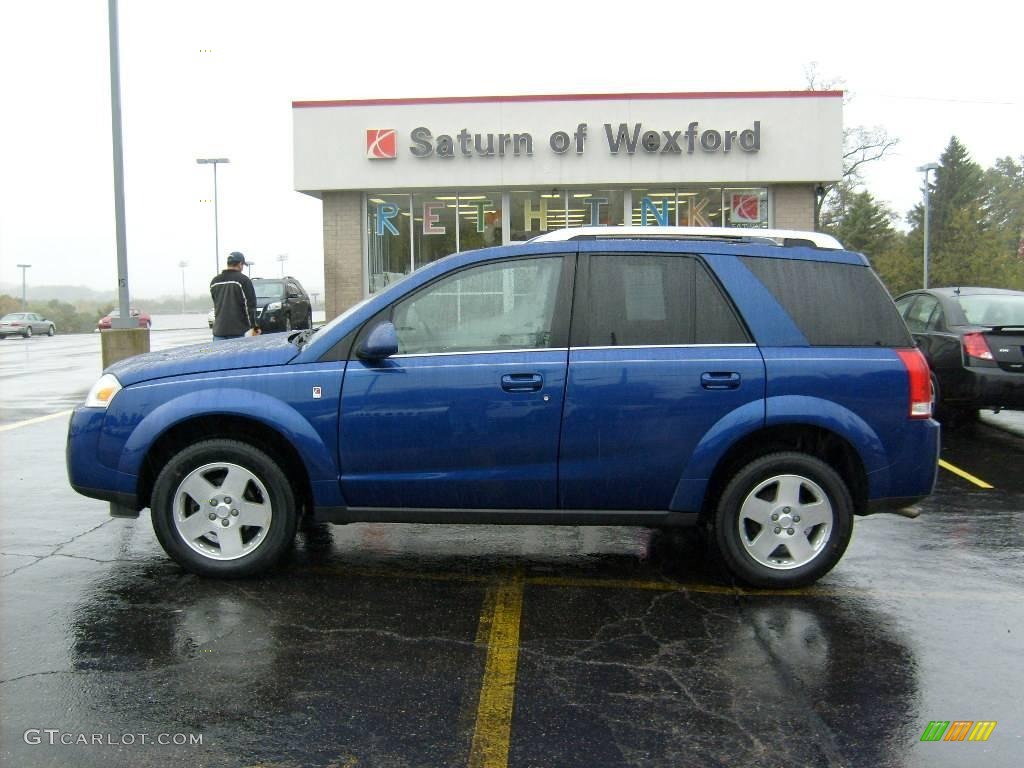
85, 373, 122, 408
266, 301, 282, 311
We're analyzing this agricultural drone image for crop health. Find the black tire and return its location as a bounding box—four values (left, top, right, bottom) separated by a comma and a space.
151, 439, 298, 578
47, 325, 55, 336
24, 327, 32, 338
713, 452, 854, 588
285, 316, 292, 332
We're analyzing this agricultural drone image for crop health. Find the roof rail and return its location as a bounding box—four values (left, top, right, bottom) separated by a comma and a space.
527, 226, 843, 250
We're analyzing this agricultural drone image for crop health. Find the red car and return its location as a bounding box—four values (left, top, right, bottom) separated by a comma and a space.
96, 308, 151, 330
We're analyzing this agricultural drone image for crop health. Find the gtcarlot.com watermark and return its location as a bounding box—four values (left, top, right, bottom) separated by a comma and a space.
24, 729, 203, 746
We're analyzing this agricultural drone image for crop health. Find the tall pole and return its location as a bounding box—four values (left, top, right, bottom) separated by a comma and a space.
178, 260, 188, 313
16, 264, 31, 310
107, 0, 132, 329
213, 162, 220, 275
923, 185, 930, 289
917, 163, 939, 289
197, 158, 230, 276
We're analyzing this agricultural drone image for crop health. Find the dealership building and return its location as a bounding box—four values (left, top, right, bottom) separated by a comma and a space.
292, 90, 843, 318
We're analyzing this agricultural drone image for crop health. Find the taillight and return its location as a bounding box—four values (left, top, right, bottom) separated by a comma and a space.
896, 348, 932, 419
962, 332, 994, 362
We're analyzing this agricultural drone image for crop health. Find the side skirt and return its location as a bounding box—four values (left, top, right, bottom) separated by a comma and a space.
313, 506, 698, 527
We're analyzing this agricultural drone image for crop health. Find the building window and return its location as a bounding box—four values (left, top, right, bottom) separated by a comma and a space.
628, 187, 768, 228
723, 187, 769, 228
367, 193, 412, 293
367, 185, 770, 294
509, 190, 563, 241
456, 192, 503, 252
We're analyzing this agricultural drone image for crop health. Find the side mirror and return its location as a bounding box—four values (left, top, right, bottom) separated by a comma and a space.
356, 321, 399, 360
288, 292, 300, 299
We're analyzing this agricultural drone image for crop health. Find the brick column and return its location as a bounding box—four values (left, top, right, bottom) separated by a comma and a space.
322, 191, 365, 321
772, 184, 816, 231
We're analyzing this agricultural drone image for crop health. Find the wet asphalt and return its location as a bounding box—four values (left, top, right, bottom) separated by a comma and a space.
1, 330, 1022, 768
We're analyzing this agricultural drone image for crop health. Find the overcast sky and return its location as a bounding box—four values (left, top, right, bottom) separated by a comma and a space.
1, 0, 1021, 301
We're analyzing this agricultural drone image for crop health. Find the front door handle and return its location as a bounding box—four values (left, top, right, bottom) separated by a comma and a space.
501, 373, 544, 392
701, 372, 741, 390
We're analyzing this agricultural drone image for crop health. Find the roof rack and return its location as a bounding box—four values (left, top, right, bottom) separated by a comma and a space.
527, 226, 843, 250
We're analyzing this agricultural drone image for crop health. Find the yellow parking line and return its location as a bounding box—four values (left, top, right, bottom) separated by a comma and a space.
939, 459, 994, 489
469, 573, 524, 768
0, 409, 72, 432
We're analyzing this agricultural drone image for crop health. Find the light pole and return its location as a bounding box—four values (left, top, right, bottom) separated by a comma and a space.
178, 260, 188, 313
916, 162, 939, 288
277, 253, 289, 277
311, 292, 319, 310
196, 158, 229, 276
16, 264, 31, 310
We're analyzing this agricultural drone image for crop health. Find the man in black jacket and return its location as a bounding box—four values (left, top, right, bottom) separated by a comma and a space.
210, 251, 260, 339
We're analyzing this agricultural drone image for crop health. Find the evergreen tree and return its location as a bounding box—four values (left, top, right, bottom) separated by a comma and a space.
823, 188, 896, 255
984, 156, 1024, 289
906, 137, 1002, 288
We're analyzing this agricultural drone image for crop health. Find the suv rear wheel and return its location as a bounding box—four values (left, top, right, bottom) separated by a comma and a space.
714, 452, 853, 588
151, 439, 298, 577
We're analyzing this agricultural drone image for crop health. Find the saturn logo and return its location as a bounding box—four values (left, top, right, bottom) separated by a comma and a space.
367, 129, 397, 159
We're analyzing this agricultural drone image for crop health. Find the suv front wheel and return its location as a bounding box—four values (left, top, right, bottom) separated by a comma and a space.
151, 439, 298, 577
714, 452, 853, 588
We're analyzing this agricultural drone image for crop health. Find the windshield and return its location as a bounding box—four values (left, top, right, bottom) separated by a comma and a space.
2, 314, 26, 321
956, 294, 1024, 327
255, 283, 286, 301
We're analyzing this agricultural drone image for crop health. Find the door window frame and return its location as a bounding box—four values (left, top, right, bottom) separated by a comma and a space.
350, 254, 577, 359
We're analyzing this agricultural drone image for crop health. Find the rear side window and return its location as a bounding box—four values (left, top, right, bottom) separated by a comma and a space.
573, 254, 749, 346
904, 295, 940, 332
741, 257, 912, 347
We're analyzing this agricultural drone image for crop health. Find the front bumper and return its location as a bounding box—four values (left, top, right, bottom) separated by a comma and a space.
66, 407, 140, 513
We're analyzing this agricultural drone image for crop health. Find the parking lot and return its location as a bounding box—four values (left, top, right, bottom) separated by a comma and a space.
1, 329, 1022, 768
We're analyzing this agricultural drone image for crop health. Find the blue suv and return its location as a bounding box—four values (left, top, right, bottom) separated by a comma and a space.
67, 228, 939, 587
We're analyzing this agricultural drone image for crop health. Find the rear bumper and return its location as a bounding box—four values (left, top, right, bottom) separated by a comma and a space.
952, 367, 1024, 409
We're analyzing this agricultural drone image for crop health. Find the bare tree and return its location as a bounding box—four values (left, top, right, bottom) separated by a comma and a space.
804, 63, 899, 230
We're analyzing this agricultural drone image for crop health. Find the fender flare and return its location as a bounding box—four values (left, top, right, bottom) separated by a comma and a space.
669, 396, 887, 511
116, 388, 336, 483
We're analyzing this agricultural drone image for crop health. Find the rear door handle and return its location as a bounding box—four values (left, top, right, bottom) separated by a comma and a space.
501, 373, 544, 392
701, 372, 741, 390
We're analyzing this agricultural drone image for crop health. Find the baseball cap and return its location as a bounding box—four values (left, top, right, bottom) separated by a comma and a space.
227, 251, 247, 265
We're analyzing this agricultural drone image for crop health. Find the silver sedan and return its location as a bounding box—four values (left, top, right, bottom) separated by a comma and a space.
0, 312, 56, 338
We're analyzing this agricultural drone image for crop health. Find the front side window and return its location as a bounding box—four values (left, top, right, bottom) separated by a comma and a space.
390, 257, 564, 354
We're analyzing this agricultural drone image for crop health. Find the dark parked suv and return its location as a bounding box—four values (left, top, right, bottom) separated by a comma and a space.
67, 227, 938, 587
253, 277, 312, 332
